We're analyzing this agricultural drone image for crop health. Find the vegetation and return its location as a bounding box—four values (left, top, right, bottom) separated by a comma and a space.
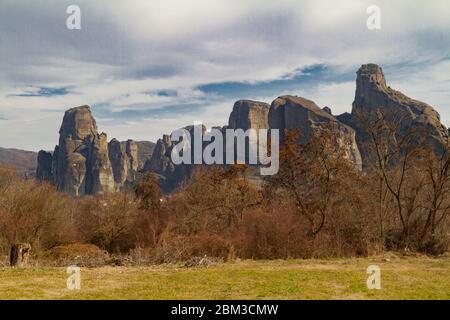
0, 256, 448, 299
0, 114, 448, 264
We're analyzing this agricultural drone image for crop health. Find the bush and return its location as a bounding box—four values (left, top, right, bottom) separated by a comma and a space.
44, 243, 109, 267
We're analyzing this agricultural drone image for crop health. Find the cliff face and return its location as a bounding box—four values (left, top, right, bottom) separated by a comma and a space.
52, 106, 115, 196
108, 139, 140, 192
35, 64, 449, 195
38, 106, 153, 196
36, 150, 52, 181
269, 95, 362, 170
143, 126, 207, 192
108, 138, 129, 191
143, 101, 272, 192
338, 64, 448, 168
228, 100, 269, 130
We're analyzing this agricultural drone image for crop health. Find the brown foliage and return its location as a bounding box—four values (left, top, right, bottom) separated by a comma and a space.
0, 114, 448, 263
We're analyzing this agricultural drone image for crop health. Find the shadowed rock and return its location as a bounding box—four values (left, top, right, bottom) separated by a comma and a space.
338, 63, 448, 168
228, 100, 269, 130
53, 105, 115, 196
36, 150, 53, 181
269, 95, 362, 169
108, 138, 140, 191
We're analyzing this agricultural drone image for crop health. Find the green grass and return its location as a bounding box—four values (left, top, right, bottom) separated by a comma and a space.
0, 256, 449, 299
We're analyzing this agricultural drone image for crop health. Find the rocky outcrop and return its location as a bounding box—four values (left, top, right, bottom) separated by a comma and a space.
269, 95, 362, 169
228, 100, 269, 130
322, 106, 332, 115
338, 63, 448, 168
227, 100, 270, 164
36, 150, 53, 181
35, 64, 448, 195
126, 140, 139, 172
37, 106, 155, 196
143, 126, 206, 192
133, 141, 156, 168
108, 139, 139, 191
51, 105, 115, 196
108, 139, 129, 191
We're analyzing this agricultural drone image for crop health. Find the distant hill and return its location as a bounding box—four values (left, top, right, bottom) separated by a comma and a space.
0, 147, 37, 176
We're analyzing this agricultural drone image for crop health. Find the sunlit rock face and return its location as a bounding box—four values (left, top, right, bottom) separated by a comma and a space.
52, 105, 115, 196
338, 64, 448, 168
269, 95, 362, 170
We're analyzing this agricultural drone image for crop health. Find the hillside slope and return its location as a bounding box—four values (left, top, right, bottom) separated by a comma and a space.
0, 147, 37, 176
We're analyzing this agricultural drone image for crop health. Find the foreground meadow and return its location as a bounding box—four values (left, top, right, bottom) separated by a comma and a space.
0, 256, 449, 300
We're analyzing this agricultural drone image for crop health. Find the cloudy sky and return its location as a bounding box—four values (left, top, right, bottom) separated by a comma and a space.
1, 0, 449, 151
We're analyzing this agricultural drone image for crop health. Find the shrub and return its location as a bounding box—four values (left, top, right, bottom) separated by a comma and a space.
45, 243, 109, 267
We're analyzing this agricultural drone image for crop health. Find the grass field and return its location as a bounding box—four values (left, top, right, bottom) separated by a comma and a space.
0, 255, 449, 300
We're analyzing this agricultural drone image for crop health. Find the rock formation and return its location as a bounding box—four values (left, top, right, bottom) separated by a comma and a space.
228, 100, 269, 130
143, 126, 206, 192
337, 63, 448, 168
108, 139, 140, 191
37, 106, 156, 196
322, 106, 332, 115
269, 95, 362, 169
126, 140, 139, 173
36, 150, 53, 181
52, 105, 115, 196
133, 141, 156, 168
108, 139, 129, 191
35, 64, 448, 195
227, 100, 270, 164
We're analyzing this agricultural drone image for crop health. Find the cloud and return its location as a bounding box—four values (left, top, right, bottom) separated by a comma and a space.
0, 0, 449, 150
10, 86, 71, 97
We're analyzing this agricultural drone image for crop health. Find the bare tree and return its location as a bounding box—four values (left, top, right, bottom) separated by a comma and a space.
358, 109, 449, 251
267, 126, 362, 237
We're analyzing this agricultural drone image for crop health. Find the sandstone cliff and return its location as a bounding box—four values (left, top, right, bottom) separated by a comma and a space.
35, 64, 448, 195
337, 63, 448, 168
143, 126, 207, 192
37, 106, 154, 196
269, 95, 362, 169
52, 106, 115, 196
228, 100, 269, 130
36, 150, 53, 181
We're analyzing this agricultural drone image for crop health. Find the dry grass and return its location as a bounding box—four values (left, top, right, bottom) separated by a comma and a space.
0, 255, 448, 300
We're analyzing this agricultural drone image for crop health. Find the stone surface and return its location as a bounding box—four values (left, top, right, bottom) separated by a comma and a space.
269, 95, 362, 169
131, 141, 156, 169
52, 105, 115, 196
227, 100, 270, 164
36, 150, 53, 181
126, 140, 139, 173
108, 138, 129, 191
323, 106, 332, 115
37, 106, 155, 196
34, 64, 448, 195
108, 138, 140, 191
338, 63, 449, 168
143, 126, 206, 192
228, 100, 269, 130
